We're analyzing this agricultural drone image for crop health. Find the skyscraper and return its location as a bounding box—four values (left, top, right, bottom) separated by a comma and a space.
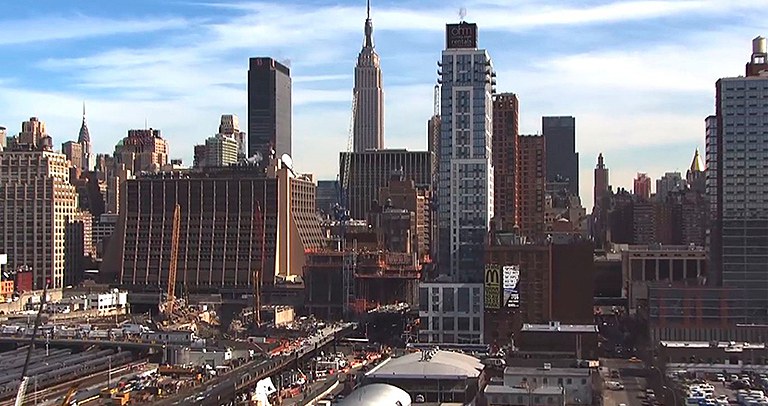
492, 93, 519, 232
217, 114, 247, 159
518, 135, 546, 240
437, 21, 495, 282
340, 149, 432, 220
687, 148, 705, 193
709, 36, 768, 322
114, 129, 169, 174
62, 141, 84, 169
248, 57, 291, 161
79, 103, 94, 171
593, 153, 609, 211
0, 149, 78, 289
353, 0, 384, 152
542, 116, 578, 197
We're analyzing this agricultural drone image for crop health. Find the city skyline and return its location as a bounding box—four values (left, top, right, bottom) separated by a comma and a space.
0, 0, 764, 209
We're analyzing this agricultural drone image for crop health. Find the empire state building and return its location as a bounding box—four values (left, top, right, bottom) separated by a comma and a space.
353, 0, 384, 152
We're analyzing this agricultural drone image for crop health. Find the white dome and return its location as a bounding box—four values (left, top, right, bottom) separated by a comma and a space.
337, 383, 411, 406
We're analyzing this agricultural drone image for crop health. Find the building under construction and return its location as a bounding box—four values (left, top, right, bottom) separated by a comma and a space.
304, 250, 420, 320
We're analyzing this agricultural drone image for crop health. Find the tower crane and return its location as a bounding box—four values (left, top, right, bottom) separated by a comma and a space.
340, 92, 358, 317
164, 204, 181, 317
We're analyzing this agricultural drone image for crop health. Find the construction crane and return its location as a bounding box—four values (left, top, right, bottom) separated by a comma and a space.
15, 280, 49, 406
164, 204, 181, 317
340, 92, 359, 318
252, 201, 266, 326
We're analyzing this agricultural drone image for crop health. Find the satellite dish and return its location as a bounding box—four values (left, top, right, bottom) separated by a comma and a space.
281, 153, 293, 170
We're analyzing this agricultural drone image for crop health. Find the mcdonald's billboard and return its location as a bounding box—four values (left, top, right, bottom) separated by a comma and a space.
484, 264, 501, 309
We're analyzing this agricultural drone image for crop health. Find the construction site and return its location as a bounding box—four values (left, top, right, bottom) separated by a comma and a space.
303, 250, 420, 321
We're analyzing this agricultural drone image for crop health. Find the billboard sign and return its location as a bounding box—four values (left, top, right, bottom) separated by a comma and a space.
484, 264, 500, 309
446, 23, 478, 49
502, 265, 520, 308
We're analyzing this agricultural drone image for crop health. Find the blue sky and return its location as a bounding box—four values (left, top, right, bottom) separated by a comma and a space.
0, 0, 764, 209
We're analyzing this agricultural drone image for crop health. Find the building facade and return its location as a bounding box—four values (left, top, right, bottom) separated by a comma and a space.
340, 149, 432, 220
437, 22, 495, 282
0, 151, 78, 289
493, 93, 519, 232
353, 2, 384, 152
62, 141, 84, 170
542, 116, 578, 197
656, 172, 685, 202
217, 114, 247, 159
622, 244, 707, 310
105, 160, 324, 298
518, 135, 546, 241
248, 57, 291, 161
379, 176, 432, 260
419, 282, 484, 344
709, 36, 768, 322
593, 153, 609, 212
114, 129, 169, 174
633, 173, 651, 200
195, 135, 239, 168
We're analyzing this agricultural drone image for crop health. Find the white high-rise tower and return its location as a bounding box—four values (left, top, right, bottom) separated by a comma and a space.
353, 0, 384, 152
437, 21, 495, 282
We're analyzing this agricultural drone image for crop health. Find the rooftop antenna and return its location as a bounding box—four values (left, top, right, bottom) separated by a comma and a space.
366, 0, 371, 20
144, 118, 148, 130
459, 7, 467, 22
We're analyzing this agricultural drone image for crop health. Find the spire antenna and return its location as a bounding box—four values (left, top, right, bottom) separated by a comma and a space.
82, 101, 86, 119
363, 0, 374, 48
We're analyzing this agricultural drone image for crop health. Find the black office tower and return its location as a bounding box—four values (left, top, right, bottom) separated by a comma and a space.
248, 57, 291, 161
542, 116, 579, 197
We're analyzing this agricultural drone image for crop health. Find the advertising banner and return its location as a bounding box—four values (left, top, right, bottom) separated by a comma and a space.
502, 265, 520, 308
484, 264, 501, 309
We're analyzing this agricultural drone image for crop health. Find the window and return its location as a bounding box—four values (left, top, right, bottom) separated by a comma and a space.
458, 317, 470, 331
443, 317, 455, 331
566, 378, 572, 384
443, 288, 455, 312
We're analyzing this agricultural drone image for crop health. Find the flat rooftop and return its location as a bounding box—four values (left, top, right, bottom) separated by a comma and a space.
485, 385, 565, 395
503, 366, 591, 377
521, 322, 598, 333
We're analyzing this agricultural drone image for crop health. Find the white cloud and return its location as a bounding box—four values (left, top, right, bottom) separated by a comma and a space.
1, 0, 765, 213
0, 16, 189, 45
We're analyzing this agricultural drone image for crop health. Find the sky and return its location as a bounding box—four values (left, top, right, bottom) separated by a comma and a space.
0, 0, 764, 209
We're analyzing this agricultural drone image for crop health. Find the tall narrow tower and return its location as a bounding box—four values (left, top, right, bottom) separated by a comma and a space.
593, 153, 609, 211
437, 21, 495, 282
353, 0, 384, 152
78, 102, 94, 171
709, 36, 768, 321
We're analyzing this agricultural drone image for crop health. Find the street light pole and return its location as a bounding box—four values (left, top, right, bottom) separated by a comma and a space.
663, 385, 677, 406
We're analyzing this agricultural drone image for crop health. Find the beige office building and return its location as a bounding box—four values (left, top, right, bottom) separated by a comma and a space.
0, 151, 78, 289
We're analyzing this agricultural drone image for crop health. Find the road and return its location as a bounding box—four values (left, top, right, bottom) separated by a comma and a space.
601, 358, 648, 406
159, 324, 355, 406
